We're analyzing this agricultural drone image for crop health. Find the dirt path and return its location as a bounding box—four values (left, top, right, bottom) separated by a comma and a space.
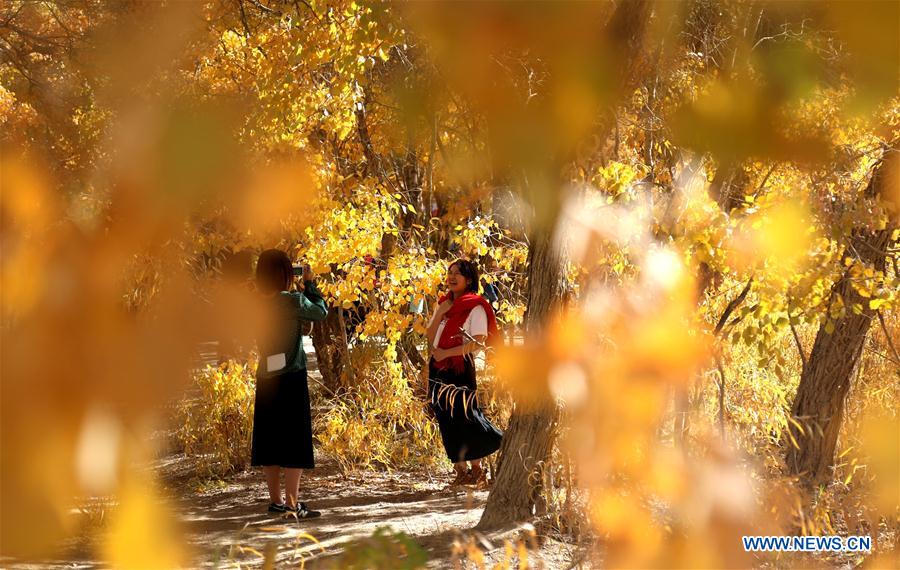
165, 340, 576, 567
7, 453, 575, 569
161, 453, 495, 567
165, 454, 580, 568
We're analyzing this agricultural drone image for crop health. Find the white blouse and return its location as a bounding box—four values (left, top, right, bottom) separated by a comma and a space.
429, 305, 488, 349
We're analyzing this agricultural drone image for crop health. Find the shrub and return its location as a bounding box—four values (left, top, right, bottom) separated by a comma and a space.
178, 359, 255, 478
314, 341, 444, 472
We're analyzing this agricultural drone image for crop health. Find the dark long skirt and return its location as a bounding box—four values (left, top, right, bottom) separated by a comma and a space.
251, 368, 315, 469
428, 357, 503, 463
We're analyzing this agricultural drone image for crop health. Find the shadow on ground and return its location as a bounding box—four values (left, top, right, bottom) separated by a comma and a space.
166, 453, 491, 568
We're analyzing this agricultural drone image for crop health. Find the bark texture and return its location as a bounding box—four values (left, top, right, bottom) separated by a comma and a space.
786, 146, 898, 486
310, 306, 350, 392
477, 225, 567, 528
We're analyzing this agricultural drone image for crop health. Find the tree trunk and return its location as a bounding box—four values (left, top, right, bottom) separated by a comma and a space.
477, 0, 652, 530
786, 146, 898, 486
399, 331, 426, 369
477, 224, 568, 529
310, 306, 350, 392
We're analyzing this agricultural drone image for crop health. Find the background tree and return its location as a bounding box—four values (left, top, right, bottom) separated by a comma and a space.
786, 145, 898, 485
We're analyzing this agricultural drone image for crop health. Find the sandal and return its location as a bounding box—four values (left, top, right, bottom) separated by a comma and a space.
449, 468, 469, 487
468, 467, 486, 486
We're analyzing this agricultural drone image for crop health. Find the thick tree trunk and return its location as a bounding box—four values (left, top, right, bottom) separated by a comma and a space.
477, 225, 568, 529
477, 0, 652, 530
786, 147, 897, 486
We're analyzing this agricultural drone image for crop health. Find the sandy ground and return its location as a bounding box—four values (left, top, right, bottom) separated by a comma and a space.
163, 338, 580, 567
158, 451, 579, 568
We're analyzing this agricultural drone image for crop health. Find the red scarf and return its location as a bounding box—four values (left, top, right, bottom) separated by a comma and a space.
433, 292, 499, 372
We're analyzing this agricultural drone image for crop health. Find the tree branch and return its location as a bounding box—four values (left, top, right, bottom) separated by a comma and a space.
876, 310, 900, 364
248, 0, 279, 15
715, 278, 753, 336
235, 0, 252, 36
864, 346, 900, 367
715, 354, 727, 438
789, 319, 808, 372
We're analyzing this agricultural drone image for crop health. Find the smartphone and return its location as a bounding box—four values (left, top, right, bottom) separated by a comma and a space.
292, 264, 304, 276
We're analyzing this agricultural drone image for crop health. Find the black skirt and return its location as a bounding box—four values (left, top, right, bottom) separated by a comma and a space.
251, 368, 314, 469
428, 357, 503, 463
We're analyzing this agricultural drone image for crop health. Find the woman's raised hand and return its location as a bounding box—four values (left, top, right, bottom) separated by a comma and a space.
436, 298, 453, 317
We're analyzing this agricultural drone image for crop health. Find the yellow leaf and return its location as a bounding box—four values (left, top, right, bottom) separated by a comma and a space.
102, 479, 186, 568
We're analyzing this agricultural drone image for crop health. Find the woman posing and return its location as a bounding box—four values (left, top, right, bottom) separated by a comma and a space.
426, 259, 503, 486
253, 249, 327, 517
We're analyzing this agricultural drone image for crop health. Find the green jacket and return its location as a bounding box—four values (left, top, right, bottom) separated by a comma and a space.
257, 280, 328, 378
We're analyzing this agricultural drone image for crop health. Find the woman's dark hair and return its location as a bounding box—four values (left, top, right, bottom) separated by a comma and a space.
256, 249, 293, 294
449, 258, 480, 296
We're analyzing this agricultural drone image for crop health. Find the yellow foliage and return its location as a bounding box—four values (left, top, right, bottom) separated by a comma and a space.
729, 199, 816, 278
102, 478, 187, 569
178, 360, 256, 478
315, 343, 443, 472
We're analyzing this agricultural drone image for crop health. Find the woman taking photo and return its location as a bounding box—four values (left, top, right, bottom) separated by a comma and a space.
253, 249, 327, 517
426, 259, 503, 486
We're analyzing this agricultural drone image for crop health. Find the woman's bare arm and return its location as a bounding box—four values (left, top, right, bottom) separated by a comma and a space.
426, 299, 453, 349
433, 335, 487, 360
